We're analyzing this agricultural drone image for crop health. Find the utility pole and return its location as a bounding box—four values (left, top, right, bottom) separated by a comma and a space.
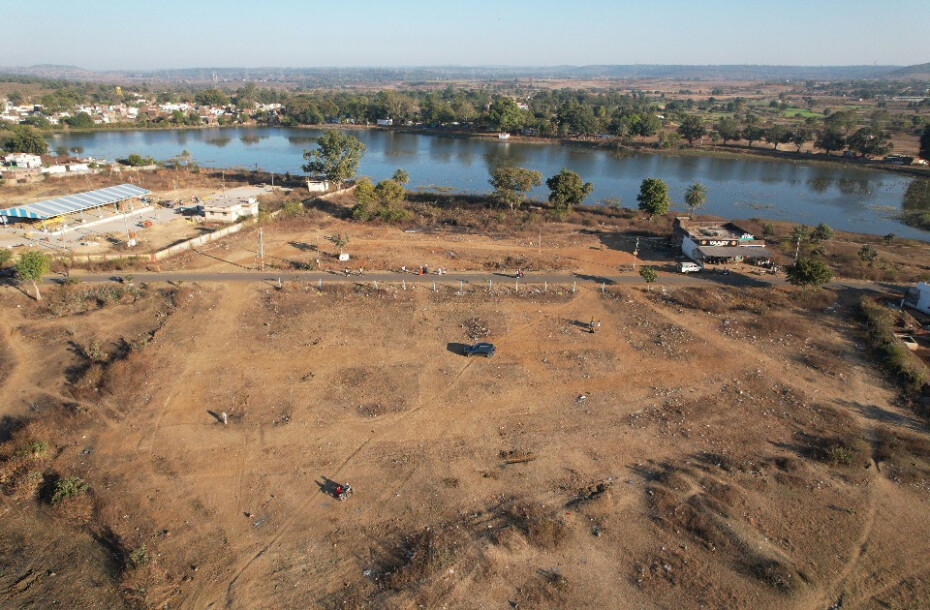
632, 237, 640, 272
259, 228, 265, 271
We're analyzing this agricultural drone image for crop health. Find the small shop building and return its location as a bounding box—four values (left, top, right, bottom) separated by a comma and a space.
674, 217, 774, 265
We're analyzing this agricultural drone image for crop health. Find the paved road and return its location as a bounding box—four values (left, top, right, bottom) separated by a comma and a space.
46, 269, 900, 295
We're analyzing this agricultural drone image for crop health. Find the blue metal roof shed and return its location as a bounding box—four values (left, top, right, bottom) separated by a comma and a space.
0, 184, 151, 220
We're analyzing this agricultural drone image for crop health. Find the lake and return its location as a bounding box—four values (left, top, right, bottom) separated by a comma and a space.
48, 127, 929, 241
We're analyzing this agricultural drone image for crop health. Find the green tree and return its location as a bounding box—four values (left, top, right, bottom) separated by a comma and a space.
487, 97, 526, 133
546, 169, 593, 219
489, 166, 543, 212
812, 223, 835, 242
354, 177, 377, 205
847, 127, 891, 158
742, 125, 765, 148
392, 168, 410, 185
372, 179, 410, 222
920, 125, 930, 162
715, 117, 741, 145
15, 250, 51, 301
1, 125, 49, 155
21, 115, 50, 129
786, 258, 833, 288
326, 232, 350, 255
559, 104, 599, 137
684, 182, 708, 217
64, 112, 95, 129
858, 244, 878, 266
637, 178, 671, 218
301, 131, 366, 187
631, 114, 661, 138
816, 127, 846, 153
792, 224, 812, 244
765, 124, 791, 149
677, 114, 706, 145
194, 89, 230, 107
120, 154, 154, 167
790, 126, 812, 152
639, 267, 658, 283
824, 110, 857, 134
374, 179, 406, 205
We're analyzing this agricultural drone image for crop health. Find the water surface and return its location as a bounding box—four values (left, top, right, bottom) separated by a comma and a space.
49, 127, 927, 240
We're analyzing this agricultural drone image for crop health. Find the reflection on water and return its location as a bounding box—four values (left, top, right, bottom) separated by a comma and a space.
47, 126, 927, 240
902, 179, 930, 232
806, 176, 833, 194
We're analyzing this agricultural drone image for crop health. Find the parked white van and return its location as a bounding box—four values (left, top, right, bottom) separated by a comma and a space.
678, 261, 703, 273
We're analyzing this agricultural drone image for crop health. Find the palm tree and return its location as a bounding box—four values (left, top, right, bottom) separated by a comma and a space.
684, 182, 708, 218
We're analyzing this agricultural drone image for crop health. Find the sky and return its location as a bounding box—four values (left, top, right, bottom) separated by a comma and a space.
1, 0, 928, 70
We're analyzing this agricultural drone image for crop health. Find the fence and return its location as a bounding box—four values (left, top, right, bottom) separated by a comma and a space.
49, 184, 356, 266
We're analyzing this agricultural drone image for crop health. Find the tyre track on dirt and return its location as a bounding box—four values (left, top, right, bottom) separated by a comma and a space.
212, 289, 587, 608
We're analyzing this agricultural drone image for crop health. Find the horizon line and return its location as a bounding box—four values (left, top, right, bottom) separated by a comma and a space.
0, 62, 914, 73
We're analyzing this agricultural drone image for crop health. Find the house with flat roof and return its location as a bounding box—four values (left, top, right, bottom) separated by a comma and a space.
674, 217, 774, 265
198, 194, 259, 223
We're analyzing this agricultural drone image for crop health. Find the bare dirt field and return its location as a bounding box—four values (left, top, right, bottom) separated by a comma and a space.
1, 271, 929, 609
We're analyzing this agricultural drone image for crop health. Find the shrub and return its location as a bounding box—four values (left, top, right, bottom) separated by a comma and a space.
827, 445, 854, 465
813, 223, 835, 241
860, 297, 930, 397
51, 476, 89, 504
786, 258, 832, 288
15, 440, 47, 459
639, 266, 658, 283
280, 202, 305, 217
128, 544, 149, 569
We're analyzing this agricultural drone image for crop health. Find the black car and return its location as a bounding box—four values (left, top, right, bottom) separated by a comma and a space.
464, 342, 496, 358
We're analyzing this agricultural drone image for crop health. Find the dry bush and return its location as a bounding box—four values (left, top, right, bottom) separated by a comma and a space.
874, 429, 930, 485
514, 569, 570, 607
792, 431, 871, 469
500, 501, 568, 550
41, 284, 146, 318
379, 527, 466, 592
0, 422, 52, 499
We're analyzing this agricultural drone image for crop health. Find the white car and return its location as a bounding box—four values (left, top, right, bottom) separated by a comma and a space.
678, 261, 703, 273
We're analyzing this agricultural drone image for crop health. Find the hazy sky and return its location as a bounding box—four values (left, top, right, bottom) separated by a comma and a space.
1, 0, 928, 70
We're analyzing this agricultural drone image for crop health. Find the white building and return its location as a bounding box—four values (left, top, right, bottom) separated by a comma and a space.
198, 195, 259, 223
3, 153, 43, 169
904, 283, 930, 315
306, 178, 331, 193
376, 118, 393, 126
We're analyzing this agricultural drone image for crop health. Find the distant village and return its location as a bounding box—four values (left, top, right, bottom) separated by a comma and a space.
0, 92, 283, 128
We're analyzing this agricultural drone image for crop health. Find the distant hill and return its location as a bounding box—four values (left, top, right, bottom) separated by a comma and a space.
0, 64, 103, 81
1, 63, 926, 86
881, 62, 930, 80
